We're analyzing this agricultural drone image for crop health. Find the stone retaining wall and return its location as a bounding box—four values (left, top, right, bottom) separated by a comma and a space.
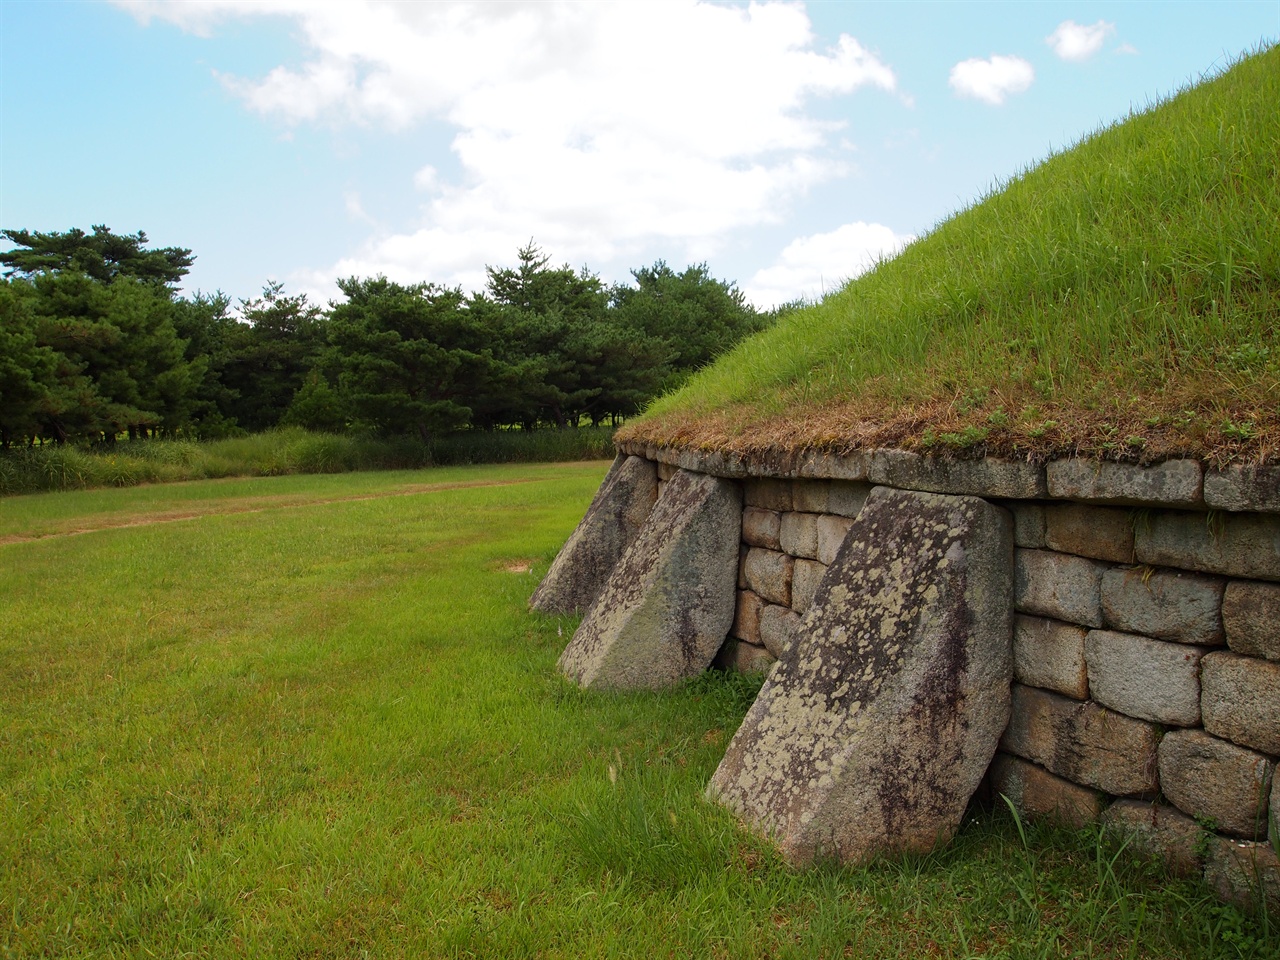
630, 445, 1280, 912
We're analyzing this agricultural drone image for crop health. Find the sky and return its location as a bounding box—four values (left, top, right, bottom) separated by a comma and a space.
1, 1, 1277, 310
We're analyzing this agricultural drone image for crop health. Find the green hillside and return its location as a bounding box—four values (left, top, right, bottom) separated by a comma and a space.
620, 46, 1279, 466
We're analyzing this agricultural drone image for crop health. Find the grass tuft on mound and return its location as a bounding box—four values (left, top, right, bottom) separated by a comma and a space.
621, 45, 1280, 466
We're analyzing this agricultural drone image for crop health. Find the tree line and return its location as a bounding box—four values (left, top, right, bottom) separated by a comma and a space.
0, 226, 777, 447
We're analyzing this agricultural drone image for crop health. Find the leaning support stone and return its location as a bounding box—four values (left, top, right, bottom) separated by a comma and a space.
529, 455, 657, 614
556, 469, 741, 689
708, 487, 1013, 866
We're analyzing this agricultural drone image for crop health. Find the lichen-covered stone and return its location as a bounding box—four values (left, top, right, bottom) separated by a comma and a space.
816, 514, 856, 565
779, 512, 819, 560
732, 590, 764, 645
1000, 684, 1159, 795
1043, 504, 1135, 563
1101, 567, 1225, 645
1203, 838, 1280, 917
868, 450, 1047, 498
1047, 458, 1203, 507
1014, 549, 1108, 628
1200, 652, 1280, 755
1135, 511, 1280, 583
791, 559, 827, 614
708, 487, 1014, 866
1100, 800, 1206, 877
1204, 463, 1280, 514
530, 455, 658, 614
1158, 729, 1274, 839
988, 753, 1103, 828
742, 507, 782, 550
759, 604, 803, 660
1013, 615, 1088, 699
742, 547, 793, 607
1084, 630, 1208, 726
1223, 580, 1280, 661
557, 469, 740, 689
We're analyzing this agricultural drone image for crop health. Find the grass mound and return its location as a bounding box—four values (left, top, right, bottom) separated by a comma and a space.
621, 46, 1280, 465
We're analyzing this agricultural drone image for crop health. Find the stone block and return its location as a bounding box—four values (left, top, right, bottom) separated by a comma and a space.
1011, 503, 1047, 549
531, 455, 658, 614
828, 481, 873, 519
737, 544, 748, 589
779, 512, 819, 560
1135, 511, 1280, 583
1158, 729, 1274, 839
732, 590, 764, 645
868, 449, 1047, 498
988, 754, 1104, 828
1001, 684, 1159, 795
1205, 463, 1280, 514
742, 547, 793, 607
1101, 567, 1225, 645
1013, 615, 1089, 699
816, 514, 856, 565
1223, 580, 1280, 661
1084, 630, 1208, 726
714, 637, 777, 675
1047, 458, 1203, 507
557, 470, 740, 690
792, 480, 830, 514
759, 603, 802, 660
1043, 504, 1134, 563
791, 559, 827, 614
742, 507, 782, 550
1204, 838, 1280, 917
743, 478, 792, 512
656, 461, 677, 481
1201, 652, 1280, 755
656, 479, 666, 500
1100, 800, 1205, 877
709, 487, 1014, 866
1014, 549, 1108, 627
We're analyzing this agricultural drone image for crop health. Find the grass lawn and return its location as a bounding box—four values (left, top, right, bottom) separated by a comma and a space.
0, 463, 1273, 958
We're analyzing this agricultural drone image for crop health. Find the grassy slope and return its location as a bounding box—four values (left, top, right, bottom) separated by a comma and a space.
622, 46, 1280, 465
1, 466, 1274, 957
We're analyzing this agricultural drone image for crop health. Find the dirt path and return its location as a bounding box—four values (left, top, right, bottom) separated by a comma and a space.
0, 477, 541, 546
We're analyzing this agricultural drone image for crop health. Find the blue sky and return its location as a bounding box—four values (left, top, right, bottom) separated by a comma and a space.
2, 1, 1276, 308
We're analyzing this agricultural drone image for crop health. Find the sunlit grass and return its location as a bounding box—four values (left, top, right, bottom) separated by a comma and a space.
1, 465, 1273, 957
625, 46, 1280, 464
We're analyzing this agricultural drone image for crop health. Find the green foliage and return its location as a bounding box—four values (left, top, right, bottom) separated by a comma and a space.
0, 224, 193, 287
280, 371, 349, 433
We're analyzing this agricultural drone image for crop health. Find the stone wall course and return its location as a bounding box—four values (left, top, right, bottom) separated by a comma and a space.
828, 481, 873, 519
742, 547, 793, 607
742, 507, 782, 550
1204, 463, 1280, 514
868, 450, 1047, 499
1135, 510, 1280, 582
1010, 503, 1047, 548
1100, 800, 1206, 877
1223, 580, 1280, 661
816, 514, 856, 565
714, 637, 776, 674
1084, 629, 1208, 726
791, 559, 827, 614
1101, 567, 1225, 645
791, 480, 830, 514
1001, 684, 1159, 796
1203, 838, 1280, 917
1013, 615, 1089, 699
1200, 652, 1280, 755
758, 603, 802, 660
743, 478, 793, 512
1158, 729, 1274, 839
732, 590, 764, 645
779, 512, 820, 560
1047, 458, 1203, 507
988, 754, 1103, 828
1043, 504, 1135, 563
1014, 549, 1108, 627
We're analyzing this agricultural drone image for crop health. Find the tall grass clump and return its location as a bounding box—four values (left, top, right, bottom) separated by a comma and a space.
624, 45, 1280, 464
0, 426, 615, 497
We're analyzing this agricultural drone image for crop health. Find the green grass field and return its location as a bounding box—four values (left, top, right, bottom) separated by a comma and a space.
1, 465, 1274, 958
623, 46, 1279, 465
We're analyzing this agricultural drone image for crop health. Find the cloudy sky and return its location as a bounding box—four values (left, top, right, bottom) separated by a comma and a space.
2, 1, 1276, 308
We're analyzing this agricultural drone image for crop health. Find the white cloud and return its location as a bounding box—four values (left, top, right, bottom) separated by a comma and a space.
745, 221, 914, 308
114, 1, 901, 290
1046, 20, 1116, 62
1116, 42, 1139, 56
948, 55, 1034, 105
